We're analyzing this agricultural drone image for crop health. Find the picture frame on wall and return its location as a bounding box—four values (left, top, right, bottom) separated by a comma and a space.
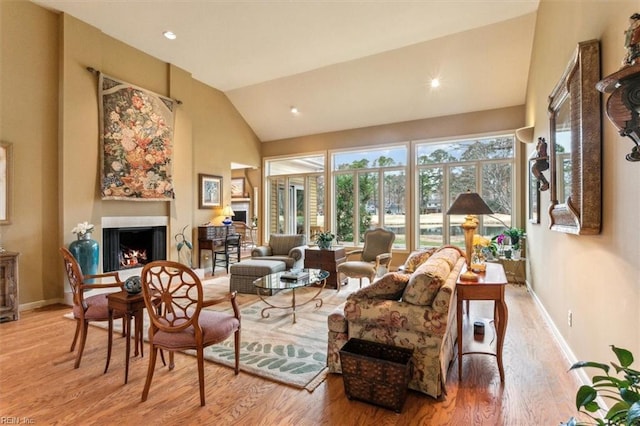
529, 158, 540, 224
231, 177, 245, 198
198, 174, 222, 209
0, 142, 12, 225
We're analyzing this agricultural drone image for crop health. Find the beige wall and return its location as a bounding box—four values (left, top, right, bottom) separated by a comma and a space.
1, 2, 261, 307
263, 106, 525, 156
525, 1, 639, 361
1, 1, 60, 304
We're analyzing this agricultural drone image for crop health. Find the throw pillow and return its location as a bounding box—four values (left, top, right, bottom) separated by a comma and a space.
430, 246, 462, 269
402, 248, 437, 273
348, 272, 410, 302
402, 257, 451, 306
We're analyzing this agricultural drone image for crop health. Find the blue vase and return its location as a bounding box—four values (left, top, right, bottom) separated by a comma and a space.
69, 233, 100, 277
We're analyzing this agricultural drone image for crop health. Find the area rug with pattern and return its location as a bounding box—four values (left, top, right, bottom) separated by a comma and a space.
64, 276, 357, 391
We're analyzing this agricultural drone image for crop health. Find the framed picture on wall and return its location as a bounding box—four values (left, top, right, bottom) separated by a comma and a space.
529, 159, 540, 224
0, 142, 12, 224
231, 178, 245, 198
198, 174, 222, 209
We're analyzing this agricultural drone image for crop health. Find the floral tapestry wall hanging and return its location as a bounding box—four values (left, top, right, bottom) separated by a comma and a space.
99, 73, 176, 201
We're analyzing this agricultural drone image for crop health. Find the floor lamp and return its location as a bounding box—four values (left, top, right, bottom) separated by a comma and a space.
446, 191, 494, 281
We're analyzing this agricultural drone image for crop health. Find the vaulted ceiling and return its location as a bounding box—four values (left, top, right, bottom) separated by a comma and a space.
33, 0, 539, 141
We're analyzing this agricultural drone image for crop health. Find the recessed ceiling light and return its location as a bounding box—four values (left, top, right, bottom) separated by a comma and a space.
290, 106, 300, 115
163, 31, 177, 40
430, 78, 440, 88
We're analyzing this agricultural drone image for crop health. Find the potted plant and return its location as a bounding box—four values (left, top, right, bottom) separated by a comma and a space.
315, 230, 335, 250
563, 345, 640, 426
503, 227, 525, 250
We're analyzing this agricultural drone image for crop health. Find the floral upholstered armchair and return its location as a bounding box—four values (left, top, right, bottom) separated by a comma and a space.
327, 246, 465, 398
251, 234, 308, 269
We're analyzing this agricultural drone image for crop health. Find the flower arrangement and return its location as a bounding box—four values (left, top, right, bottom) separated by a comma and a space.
471, 234, 491, 271
492, 228, 525, 250
72, 221, 94, 236
472, 234, 491, 249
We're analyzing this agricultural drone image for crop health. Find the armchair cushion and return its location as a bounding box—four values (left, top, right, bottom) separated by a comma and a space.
251, 234, 308, 269
269, 234, 305, 255
251, 246, 272, 257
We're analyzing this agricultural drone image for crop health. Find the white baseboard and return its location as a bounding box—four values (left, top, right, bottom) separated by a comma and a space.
527, 284, 585, 377
527, 283, 608, 416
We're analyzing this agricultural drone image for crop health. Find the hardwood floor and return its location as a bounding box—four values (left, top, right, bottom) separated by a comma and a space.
0, 284, 584, 425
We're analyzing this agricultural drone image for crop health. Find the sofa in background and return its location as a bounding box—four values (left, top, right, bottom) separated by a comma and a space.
251, 234, 308, 270
327, 245, 465, 398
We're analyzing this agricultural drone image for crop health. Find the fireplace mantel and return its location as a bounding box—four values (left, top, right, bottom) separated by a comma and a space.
102, 216, 168, 228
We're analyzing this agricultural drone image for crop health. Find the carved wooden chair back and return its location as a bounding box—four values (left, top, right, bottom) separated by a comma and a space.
140, 260, 241, 406
59, 246, 124, 369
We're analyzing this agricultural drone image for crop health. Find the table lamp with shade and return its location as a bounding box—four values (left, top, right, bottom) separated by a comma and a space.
221, 205, 234, 226
446, 191, 494, 281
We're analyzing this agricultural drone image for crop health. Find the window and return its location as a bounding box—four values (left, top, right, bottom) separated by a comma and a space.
332, 145, 407, 248
263, 134, 516, 252
264, 155, 325, 241
416, 135, 515, 249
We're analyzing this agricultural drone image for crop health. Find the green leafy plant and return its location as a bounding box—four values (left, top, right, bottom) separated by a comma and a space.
174, 225, 193, 267
493, 227, 525, 250
315, 230, 335, 244
563, 345, 640, 426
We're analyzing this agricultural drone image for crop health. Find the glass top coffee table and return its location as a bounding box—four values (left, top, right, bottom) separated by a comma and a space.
253, 268, 329, 323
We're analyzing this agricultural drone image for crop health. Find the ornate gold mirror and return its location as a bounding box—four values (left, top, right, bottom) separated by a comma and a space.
548, 39, 601, 235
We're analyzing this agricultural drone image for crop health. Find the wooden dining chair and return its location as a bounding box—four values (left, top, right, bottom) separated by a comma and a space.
59, 246, 125, 369
213, 233, 241, 274
140, 260, 241, 406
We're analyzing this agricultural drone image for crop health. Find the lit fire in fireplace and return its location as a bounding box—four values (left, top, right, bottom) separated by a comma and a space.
119, 246, 148, 268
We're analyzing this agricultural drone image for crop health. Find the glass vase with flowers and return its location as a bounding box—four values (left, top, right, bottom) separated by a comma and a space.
471, 234, 490, 272
68, 221, 99, 277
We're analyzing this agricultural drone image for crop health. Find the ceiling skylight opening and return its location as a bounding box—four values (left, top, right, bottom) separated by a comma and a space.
163, 31, 177, 40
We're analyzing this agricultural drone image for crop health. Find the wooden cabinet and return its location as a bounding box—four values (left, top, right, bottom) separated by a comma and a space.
304, 247, 347, 290
198, 225, 236, 269
0, 251, 19, 322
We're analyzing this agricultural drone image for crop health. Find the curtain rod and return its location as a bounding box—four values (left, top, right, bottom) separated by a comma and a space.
86, 66, 183, 105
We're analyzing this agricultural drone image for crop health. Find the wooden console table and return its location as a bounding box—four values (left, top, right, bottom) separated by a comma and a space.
456, 262, 508, 381
304, 247, 347, 289
0, 252, 19, 322
198, 225, 236, 272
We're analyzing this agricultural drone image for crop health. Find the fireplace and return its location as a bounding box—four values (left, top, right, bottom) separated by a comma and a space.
101, 217, 168, 273
231, 200, 249, 224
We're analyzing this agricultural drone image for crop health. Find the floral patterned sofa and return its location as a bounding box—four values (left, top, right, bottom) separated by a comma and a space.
326, 245, 465, 398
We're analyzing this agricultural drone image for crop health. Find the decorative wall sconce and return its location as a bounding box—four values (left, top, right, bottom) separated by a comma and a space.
515, 126, 535, 144
596, 13, 640, 162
